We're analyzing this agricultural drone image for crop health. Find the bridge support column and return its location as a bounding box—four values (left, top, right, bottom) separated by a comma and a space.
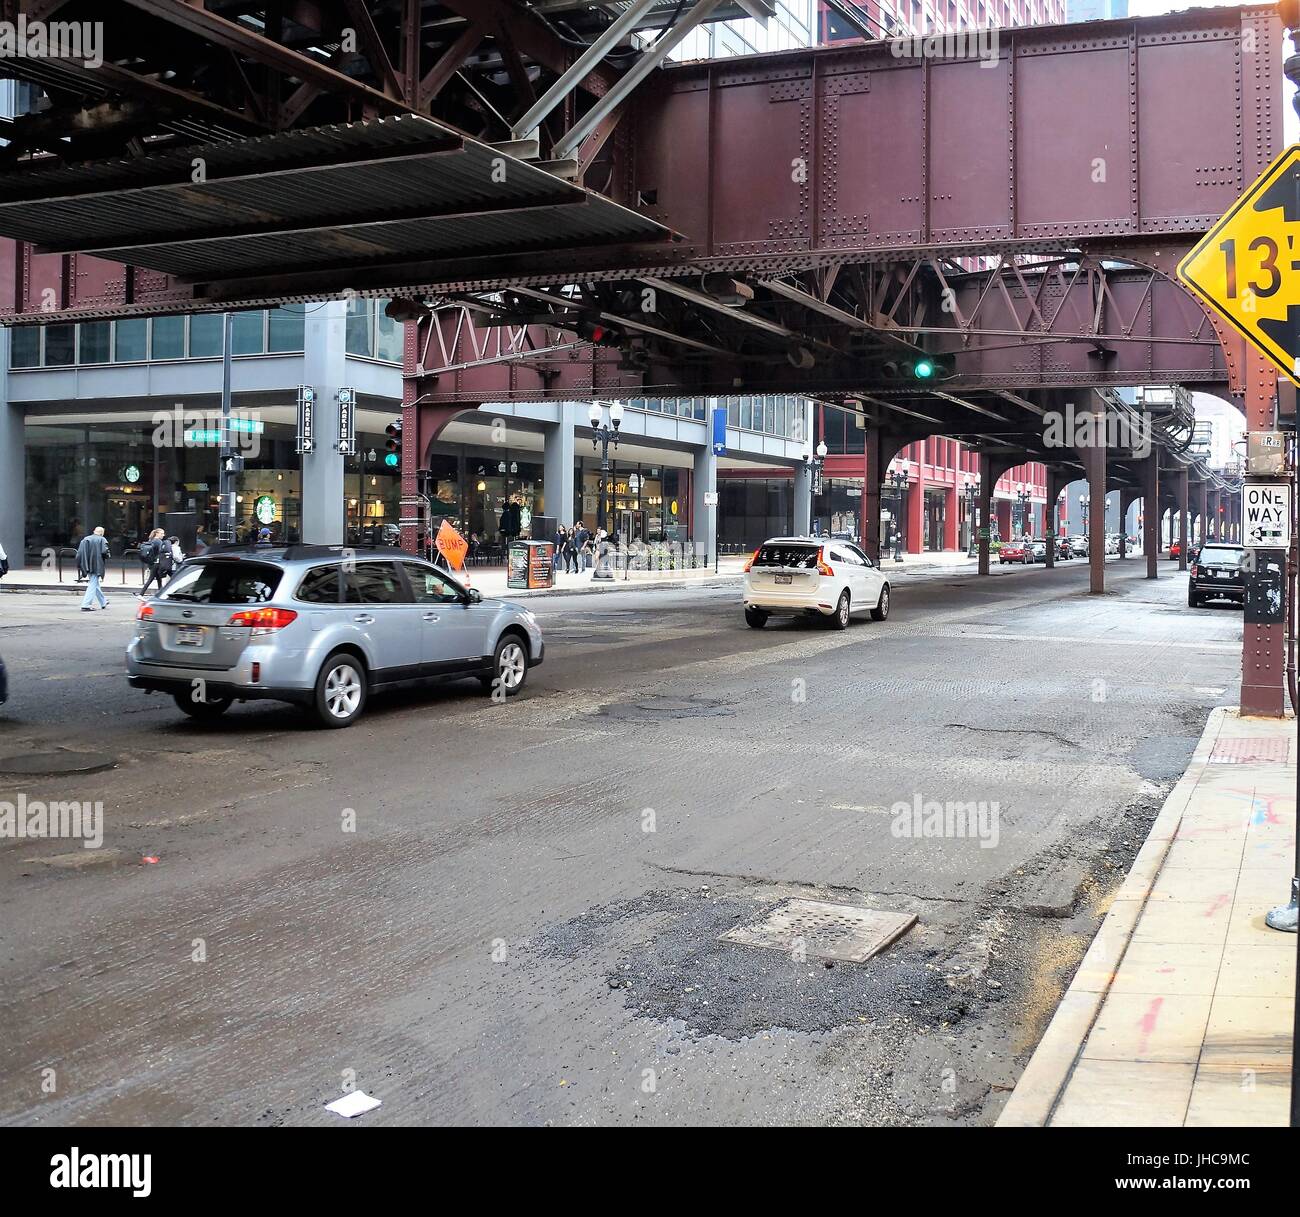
1238, 349, 1286, 717
1175, 468, 1189, 572
301, 300, 347, 546
1143, 453, 1159, 579
1043, 470, 1065, 569
692, 442, 716, 566
1082, 394, 1107, 595
0, 327, 23, 570
977, 455, 994, 576
542, 403, 577, 528
1119, 488, 1140, 559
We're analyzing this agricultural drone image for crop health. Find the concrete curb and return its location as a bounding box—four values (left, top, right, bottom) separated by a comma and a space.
995, 704, 1230, 1128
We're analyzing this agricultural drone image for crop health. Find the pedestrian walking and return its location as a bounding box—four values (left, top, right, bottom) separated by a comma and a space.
553, 524, 568, 574
0, 538, 9, 580
76, 527, 111, 611
574, 521, 591, 570
164, 536, 185, 585
137, 528, 167, 598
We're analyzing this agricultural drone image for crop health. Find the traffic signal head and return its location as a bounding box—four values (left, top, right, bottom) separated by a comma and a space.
385, 418, 402, 467
913, 358, 936, 379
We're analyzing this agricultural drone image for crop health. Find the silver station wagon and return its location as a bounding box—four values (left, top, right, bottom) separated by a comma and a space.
126, 545, 544, 728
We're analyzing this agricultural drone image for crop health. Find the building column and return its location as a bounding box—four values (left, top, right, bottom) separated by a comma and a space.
691, 442, 716, 564
862, 427, 883, 561
1119, 488, 1141, 558
907, 473, 924, 553
793, 460, 813, 536
942, 484, 959, 550
1175, 468, 1189, 572
0, 327, 24, 569
1043, 472, 1062, 568
1143, 453, 1159, 579
542, 403, 577, 527
301, 299, 347, 545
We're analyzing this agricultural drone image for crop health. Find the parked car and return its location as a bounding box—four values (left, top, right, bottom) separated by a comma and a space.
743, 537, 889, 629
1188, 543, 1247, 608
1054, 536, 1073, 560
1169, 541, 1181, 559
1069, 534, 1089, 558
1106, 534, 1121, 555
999, 539, 1033, 564
126, 545, 544, 727
1028, 539, 1049, 563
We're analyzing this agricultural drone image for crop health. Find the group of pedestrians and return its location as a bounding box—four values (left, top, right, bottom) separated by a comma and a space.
136, 528, 184, 599
72, 526, 187, 611
553, 521, 604, 574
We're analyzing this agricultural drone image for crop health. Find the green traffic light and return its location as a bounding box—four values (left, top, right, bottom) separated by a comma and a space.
914, 358, 935, 379
384, 452, 399, 467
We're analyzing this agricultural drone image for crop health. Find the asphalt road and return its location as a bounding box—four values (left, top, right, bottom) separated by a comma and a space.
0, 556, 1244, 1125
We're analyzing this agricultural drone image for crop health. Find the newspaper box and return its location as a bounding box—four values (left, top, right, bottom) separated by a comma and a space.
507, 540, 555, 590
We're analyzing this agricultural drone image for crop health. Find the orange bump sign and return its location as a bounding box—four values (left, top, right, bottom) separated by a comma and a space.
435, 519, 469, 569
1178, 145, 1300, 385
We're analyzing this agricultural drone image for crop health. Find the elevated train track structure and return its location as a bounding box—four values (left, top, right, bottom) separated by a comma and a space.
0, 1, 1287, 711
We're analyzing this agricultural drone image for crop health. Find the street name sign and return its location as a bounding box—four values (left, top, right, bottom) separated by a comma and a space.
1241, 483, 1290, 548
1177, 145, 1300, 385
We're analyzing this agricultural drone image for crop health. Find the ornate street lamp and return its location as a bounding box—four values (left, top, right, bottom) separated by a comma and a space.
964, 474, 981, 557
807, 438, 828, 535
886, 467, 908, 561
1014, 485, 1033, 537
588, 400, 623, 580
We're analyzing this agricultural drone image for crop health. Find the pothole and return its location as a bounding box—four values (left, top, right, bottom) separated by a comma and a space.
598, 694, 734, 721
0, 751, 117, 776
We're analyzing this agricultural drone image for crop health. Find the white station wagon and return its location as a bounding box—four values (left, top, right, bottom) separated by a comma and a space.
742, 537, 890, 629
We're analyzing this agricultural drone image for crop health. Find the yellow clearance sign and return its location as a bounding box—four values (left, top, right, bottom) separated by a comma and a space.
1177, 145, 1300, 386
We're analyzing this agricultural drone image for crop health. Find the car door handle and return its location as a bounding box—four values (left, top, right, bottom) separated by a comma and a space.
422, 613, 440, 623
353, 614, 374, 625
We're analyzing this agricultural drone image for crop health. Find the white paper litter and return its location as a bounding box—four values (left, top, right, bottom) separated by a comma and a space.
325, 1090, 382, 1118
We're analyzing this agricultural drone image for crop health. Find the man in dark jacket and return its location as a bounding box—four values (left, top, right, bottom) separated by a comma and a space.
76, 527, 111, 611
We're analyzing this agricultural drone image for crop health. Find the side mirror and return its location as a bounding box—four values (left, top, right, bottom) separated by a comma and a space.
466, 588, 482, 604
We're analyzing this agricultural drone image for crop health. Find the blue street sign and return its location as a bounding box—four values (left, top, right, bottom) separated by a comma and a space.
711, 406, 727, 455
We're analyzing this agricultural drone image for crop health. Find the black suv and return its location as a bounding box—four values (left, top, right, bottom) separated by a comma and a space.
1188, 543, 1246, 608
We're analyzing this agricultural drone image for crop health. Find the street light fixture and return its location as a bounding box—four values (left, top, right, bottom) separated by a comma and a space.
808, 439, 828, 536
588, 401, 623, 580
886, 467, 908, 561
964, 474, 981, 557
1014, 485, 1033, 538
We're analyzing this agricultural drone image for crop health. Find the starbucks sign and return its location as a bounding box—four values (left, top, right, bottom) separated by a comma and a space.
253, 495, 277, 525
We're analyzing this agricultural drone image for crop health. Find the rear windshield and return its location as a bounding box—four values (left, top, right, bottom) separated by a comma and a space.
160, 560, 281, 604
1198, 547, 1244, 567
753, 543, 820, 568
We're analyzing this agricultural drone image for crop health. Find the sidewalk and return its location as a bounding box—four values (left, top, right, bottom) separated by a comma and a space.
999, 706, 1297, 1127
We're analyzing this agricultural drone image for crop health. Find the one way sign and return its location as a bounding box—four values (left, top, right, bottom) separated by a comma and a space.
1241, 483, 1291, 548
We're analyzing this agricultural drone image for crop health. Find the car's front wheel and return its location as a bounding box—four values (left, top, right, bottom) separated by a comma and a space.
745, 607, 769, 629
829, 590, 851, 630
871, 584, 890, 621
173, 687, 231, 720
314, 653, 367, 728
482, 634, 529, 696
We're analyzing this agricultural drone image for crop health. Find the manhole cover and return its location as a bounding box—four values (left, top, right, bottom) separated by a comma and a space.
599, 695, 733, 721
720, 899, 917, 964
1208, 737, 1289, 765
0, 751, 117, 776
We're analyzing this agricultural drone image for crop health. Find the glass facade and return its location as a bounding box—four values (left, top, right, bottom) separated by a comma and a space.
345, 298, 404, 363
21, 419, 402, 556
9, 308, 308, 368
718, 477, 795, 549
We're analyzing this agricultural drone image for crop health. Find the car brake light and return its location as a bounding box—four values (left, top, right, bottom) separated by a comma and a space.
136, 602, 154, 621
1190, 564, 1198, 578
227, 607, 297, 633
817, 548, 834, 577
743, 548, 760, 573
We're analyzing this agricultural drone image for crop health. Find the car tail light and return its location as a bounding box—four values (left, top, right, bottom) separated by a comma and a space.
136, 602, 154, 621
817, 548, 834, 577
1190, 564, 1199, 578
227, 607, 297, 634
743, 548, 760, 573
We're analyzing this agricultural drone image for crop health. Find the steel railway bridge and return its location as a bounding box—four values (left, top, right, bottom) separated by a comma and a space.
0, 1, 1289, 711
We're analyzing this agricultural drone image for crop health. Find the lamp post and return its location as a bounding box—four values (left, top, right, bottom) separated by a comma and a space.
964, 475, 981, 557
1079, 493, 1090, 541
1015, 486, 1032, 538
588, 400, 623, 580
624, 471, 641, 580
886, 468, 908, 561
808, 439, 828, 535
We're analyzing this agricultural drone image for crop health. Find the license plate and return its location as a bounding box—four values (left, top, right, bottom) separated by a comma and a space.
1214, 571, 1228, 579
175, 625, 206, 646
775, 574, 792, 585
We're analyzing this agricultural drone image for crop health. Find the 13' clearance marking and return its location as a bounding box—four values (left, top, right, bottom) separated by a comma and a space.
1177, 145, 1300, 385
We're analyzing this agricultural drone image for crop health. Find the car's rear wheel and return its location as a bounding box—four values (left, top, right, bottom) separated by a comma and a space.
830, 590, 851, 630
745, 607, 769, 629
1188, 585, 1201, 608
871, 584, 890, 621
314, 653, 367, 728
173, 687, 231, 720
482, 634, 528, 696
